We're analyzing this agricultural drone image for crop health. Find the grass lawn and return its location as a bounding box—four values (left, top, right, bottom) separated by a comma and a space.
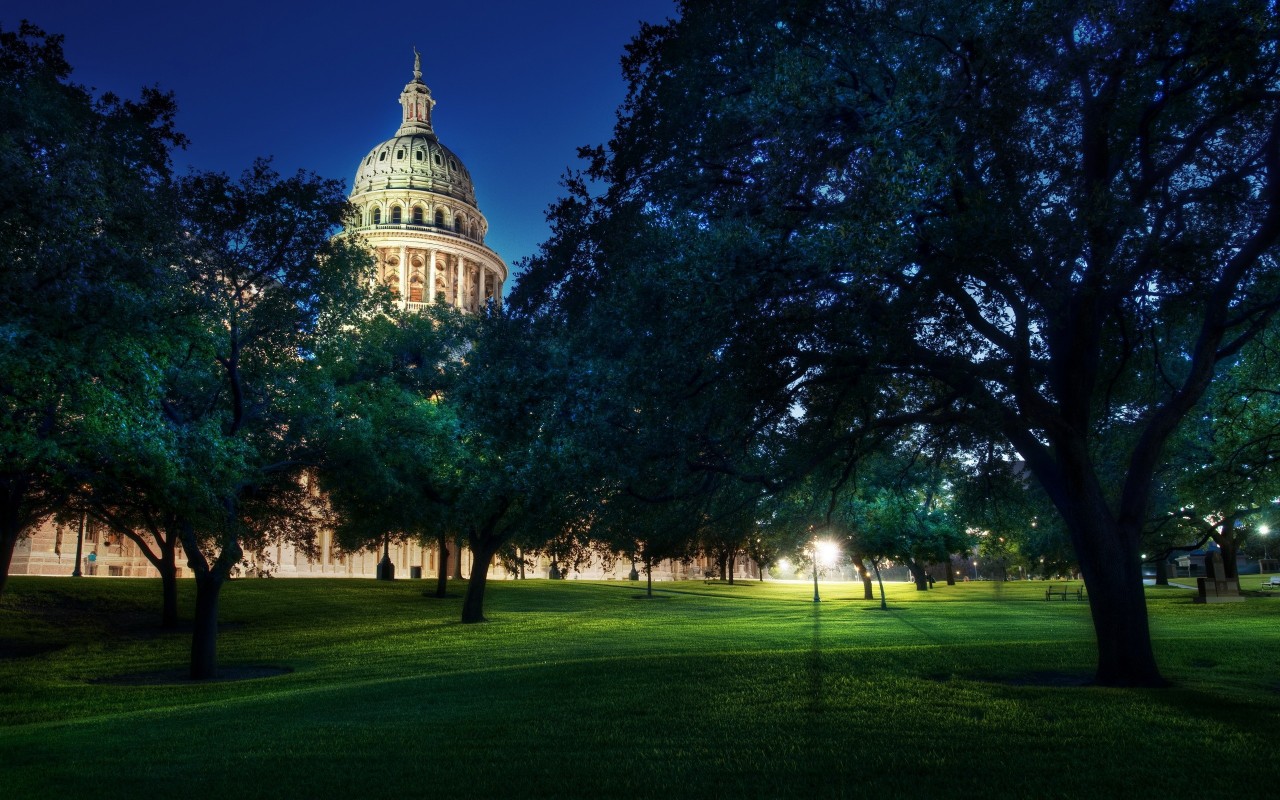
1, 576, 1276, 799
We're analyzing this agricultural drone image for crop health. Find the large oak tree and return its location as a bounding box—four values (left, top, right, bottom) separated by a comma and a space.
517, 0, 1280, 686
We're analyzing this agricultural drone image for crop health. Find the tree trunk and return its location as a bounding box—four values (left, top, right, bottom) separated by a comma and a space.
190, 571, 224, 680
179, 515, 241, 681
1016, 430, 1168, 688
460, 542, 497, 623
1219, 532, 1240, 581
0, 483, 32, 600
452, 534, 464, 580
156, 522, 182, 629
727, 553, 736, 585
434, 533, 449, 598
159, 553, 179, 629
908, 559, 929, 591
0, 525, 19, 600
1063, 508, 1165, 687
1154, 559, 1169, 586
945, 558, 956, 585
871, 559, 888, 610
645, 555, 654, 597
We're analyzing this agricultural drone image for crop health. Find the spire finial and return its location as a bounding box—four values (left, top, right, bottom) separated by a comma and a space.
413, 47, 422, 81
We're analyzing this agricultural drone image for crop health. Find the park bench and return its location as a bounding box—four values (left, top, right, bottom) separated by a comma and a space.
1044, 585, 1085, 601
703, 570, 720, 585
1261, 576, 1280, 591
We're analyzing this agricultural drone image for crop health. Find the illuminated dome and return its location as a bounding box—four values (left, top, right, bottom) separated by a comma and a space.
352, 133, 476, 205
348, 51, 506, 311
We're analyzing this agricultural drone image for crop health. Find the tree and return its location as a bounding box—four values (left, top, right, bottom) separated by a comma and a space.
0, 23, 185, 598
164, 162, 377, 678
317, 306, 466, 599
1149, 325, 1280, 582
444, 310, 588, 622
519, 0, 1280, 687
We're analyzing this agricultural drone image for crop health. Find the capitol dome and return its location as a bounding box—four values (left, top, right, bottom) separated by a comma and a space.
352, 133, 476, 206
349, 52, 506, 312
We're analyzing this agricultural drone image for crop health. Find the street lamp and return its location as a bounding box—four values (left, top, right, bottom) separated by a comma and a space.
377, 534, 395, 580
812, 541, 821, 603
810, 540, 840, 602
1261, 525, 1271, 565
972, 560, 979, 580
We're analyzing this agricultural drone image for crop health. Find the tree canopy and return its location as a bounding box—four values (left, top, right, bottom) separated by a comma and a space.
514, 0, 1280, 686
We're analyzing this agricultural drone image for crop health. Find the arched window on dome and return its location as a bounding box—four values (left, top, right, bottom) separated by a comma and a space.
385, 273, 399, 299
412, 207, 423, 225
409, 273, 424, 303
371, 207, 382, 225
379, 150, 388, 162
435, 209, 446, 227
390, 206, 402, 224
396, 149, 404, 160
454, 215, 463, 233
433, 153, 442, 166
415, 151, 423, 161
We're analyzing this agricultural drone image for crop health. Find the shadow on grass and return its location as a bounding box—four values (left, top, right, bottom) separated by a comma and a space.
980, 670, 1094, 687
91, 664, 293, 686
0, 640, 66, 659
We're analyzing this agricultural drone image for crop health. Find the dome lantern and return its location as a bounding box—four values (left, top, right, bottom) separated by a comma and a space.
398, 48, 436, 136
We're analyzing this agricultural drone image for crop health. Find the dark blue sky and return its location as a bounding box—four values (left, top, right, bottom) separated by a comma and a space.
3, 1, 677, 281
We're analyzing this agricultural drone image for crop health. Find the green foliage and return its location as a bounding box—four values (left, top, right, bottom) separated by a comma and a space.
317, 306, 465, 553
1150, 325, 1280, 565
0, 21, 186, 594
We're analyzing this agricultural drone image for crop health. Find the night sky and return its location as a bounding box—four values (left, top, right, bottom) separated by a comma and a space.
1, 1, 678, 282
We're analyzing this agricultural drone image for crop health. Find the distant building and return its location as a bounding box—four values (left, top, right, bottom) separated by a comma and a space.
11, 58, 711, 584
351, 50, 507, 311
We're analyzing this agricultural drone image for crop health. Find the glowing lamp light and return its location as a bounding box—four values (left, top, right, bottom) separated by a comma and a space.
815, 540, 840, 567
778, 558, 791, 573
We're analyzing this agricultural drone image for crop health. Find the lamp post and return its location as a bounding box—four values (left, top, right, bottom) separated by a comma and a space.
812, 541, 821, 603
377, 534, 395, 580
1261, 525, 1271, 567
972, 560, 979, 580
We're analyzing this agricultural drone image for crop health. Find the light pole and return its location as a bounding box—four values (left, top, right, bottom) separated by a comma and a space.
1261, 525, 1271, 567
812, 541, 821, 603
377, 534, 395, 580
972, 559, 978, 580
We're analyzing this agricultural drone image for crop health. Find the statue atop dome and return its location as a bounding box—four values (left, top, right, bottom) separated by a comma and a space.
413, 47, 422, 82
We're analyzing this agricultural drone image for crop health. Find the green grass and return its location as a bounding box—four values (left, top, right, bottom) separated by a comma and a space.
1, 576, 1276, 799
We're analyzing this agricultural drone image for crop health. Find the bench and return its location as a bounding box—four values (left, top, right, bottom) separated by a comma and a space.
1261, 576, 1280, 590
1044, 585, 1085, 601
703, 570, 720, 585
